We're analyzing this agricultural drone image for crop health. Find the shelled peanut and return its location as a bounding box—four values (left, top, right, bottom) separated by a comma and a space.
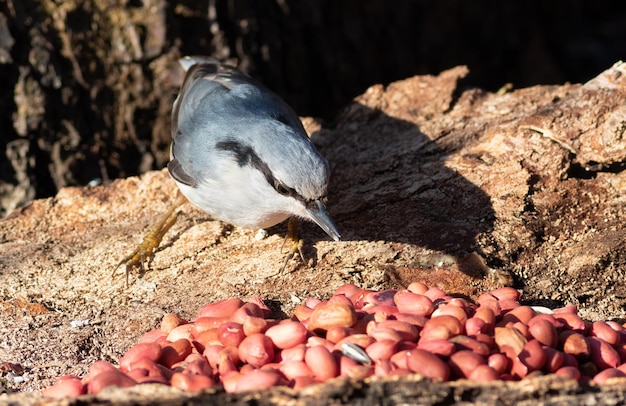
42, 283, 626, 398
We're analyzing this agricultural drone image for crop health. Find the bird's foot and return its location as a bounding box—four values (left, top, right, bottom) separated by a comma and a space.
280, 218, 305, 272
113, 192, 185, 286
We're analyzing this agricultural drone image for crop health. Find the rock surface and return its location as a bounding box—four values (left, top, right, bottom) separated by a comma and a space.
0, 62, 625, 403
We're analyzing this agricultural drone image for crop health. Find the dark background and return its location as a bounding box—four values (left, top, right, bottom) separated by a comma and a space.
1, 0, 625, 216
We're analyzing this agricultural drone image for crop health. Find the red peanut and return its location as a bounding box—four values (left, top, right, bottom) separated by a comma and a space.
390, 351, 409, 370
119, 343, 162, 372
139, 328, 167, 343
368, 326, 403, 343
192, 317, 229, 336
519, 339, 546, 371
417, 339, 456, 357
424, 287, 448, 302
449, 335, 490, 356
421, 315, 464, 340
305, 346, 338, 380
501, 306, 535, 325
497, 299, 520, 312
477, 293, 500, 312
363, 289, 397, 307
83, 361, 119, 384
487, 353, 510, 375
230, 303, 264, 324
473, 306, 496, 327
46, 282, 626, 394
218, 322, 245, 347
588, 336, 620, 370
278, 343, 307, 362
373, 320, 419, 341
343, 364, 374, 379
326, 326, 355, 344
494, 326, 527, 355
560, 331, 590, 359
489, 287, 521, 301
553, 304, 578, 314
466, 317, 488, 336
234, 369, 282, 392
308, 303, 357, 331
265, 321, 308, 349
242, 316, 269, 336
593, 368, 626, 385
87, 370, 136, 394
197, 297, 244, 318
335, 334, 375, 350
366, 340, 398, 362
159, 339, 193, 368
468, 365, 499, 382
432, 304, 468, 324
393, 313, 428, 329
591, 321, 619, 346
248, 295, 273, 318
555, 313, 586, 332
394, 290, 434, 317
334, 283, 361, 298
280, 360, 313, 379
128, 358, 173, 381
184, 358, 213, 377
161, 314, 187, 334
294, 305, 314, 321
407, 281, 429, 295
448, 350, 486, 379
238, 333, 275, 368
171, 372, 215, 391
42, 376, 86, 398
338, 354, 360, 376
407, 349, 450, 381
362, 304, 399, 316
307, 336, 336, 352
528, 318, 558, 348
543, 347, 565, 373
555, 366, 581, 380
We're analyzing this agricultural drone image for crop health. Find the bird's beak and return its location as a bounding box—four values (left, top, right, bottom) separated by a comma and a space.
306, 200, 341, 241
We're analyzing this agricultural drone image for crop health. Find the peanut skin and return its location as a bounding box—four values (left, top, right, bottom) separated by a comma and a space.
407, 349, 450, 381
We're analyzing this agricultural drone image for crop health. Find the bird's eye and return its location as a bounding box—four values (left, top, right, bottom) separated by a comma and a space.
275, 182, 290, 196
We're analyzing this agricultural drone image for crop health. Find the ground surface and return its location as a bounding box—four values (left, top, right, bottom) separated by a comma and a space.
0, 62, 625, 404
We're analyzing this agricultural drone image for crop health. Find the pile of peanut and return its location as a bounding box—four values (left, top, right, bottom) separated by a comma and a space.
43, 282, 626, 398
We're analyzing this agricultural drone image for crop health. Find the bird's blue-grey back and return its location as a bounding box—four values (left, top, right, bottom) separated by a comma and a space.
170, 59, 330, 202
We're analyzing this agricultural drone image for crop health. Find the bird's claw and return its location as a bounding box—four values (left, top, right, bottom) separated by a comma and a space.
112, 238, 157, 287
279, 218, 306, 272
113, 196, 182, 286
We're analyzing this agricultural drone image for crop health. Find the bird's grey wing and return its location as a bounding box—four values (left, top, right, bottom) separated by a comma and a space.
171, 62, 235, 141
169, 62, 236, 186
173, 59, 306, 141
169, 59, 310, 187
167, 157, 197, 187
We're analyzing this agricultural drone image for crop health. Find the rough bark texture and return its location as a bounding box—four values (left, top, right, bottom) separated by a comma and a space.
7, 375, 626, 405
0, 61, 625, 403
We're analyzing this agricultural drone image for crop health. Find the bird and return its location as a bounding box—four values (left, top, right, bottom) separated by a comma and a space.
114, 57, 340, 284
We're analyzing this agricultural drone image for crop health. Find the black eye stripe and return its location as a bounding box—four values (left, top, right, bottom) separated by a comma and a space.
216, 140, 260, 167
216, 139, 301, 200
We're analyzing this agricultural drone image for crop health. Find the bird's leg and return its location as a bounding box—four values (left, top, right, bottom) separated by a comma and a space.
113, 191, 187, 286
280, 217, 305, 271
